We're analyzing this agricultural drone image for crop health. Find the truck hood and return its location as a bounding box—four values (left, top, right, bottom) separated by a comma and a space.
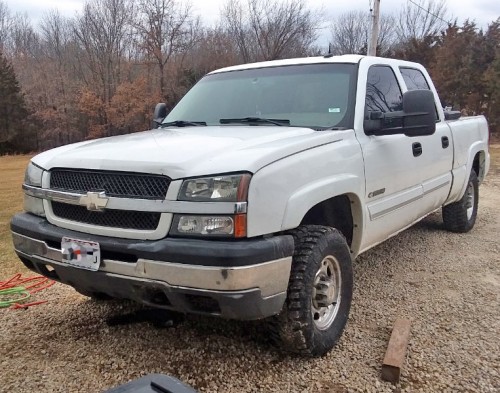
32, 126, 344, 179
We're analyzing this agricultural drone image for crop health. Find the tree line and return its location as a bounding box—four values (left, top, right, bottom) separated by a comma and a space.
0, 0, 498, 154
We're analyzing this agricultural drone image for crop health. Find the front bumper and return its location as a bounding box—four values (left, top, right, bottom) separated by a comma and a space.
11, 213, 294, 320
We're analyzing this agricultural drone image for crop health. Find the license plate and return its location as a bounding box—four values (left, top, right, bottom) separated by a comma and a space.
61, 237, 101, 271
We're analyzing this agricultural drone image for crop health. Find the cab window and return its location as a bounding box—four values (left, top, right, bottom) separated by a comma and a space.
365, 66, 403, 113
400, 67, 439, 121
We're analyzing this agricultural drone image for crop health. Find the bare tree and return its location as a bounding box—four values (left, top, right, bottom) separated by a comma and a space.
222, 0, 256, 62
190, 26, 239, 74
135, 0, 200, 99
396, 0, 449, 42
329, 11, 395, 55
36, 10, 84, 146
74, 0, 135, 105
0, 1, 12, 53
222, 0, 321, 62
40, 10, 73, 101
9, 12, 40, 58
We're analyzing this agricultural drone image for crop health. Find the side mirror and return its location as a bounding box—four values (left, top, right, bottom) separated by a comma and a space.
153, 103, 168, 127
444, 110, 461, 120
364, 90, 436, 137
401, 89, 436, 137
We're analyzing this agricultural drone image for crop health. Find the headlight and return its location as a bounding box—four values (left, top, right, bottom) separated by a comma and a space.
24, 162, 44, 187
171, 214, 247, 238
178, 216, 234, 235
24, 162, 45, 216
179, 174, 251, 202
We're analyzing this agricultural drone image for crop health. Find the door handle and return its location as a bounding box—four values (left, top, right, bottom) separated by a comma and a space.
412, 142, 422, 157
442, 136, 449, 148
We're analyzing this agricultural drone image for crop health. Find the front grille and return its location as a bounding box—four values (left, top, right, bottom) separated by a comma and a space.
51, 202, 161, 230
50, 169, 170, 199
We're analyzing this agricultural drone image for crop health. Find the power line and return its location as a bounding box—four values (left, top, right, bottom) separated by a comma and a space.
407, 0, 452, 25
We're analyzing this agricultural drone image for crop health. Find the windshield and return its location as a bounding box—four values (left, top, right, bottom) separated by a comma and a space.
163, 63, 357, 129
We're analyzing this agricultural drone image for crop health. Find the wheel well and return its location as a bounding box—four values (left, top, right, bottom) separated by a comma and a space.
473, 151, 485, 181
300, 195, 354, 246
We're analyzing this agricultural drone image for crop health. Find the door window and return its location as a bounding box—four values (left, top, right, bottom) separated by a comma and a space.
400, 67, 439, 121
365, 66, 403, 113
400, 67, 430, 90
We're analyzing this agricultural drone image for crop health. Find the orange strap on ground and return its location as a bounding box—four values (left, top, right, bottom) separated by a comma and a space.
10, 300, 49, 310
0, 274, 55, 309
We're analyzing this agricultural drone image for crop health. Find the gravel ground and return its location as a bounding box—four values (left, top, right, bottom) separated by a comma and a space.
1, 150, 499, 392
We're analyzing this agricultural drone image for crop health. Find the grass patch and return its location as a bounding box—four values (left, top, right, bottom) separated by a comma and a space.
0, 155, 31, 278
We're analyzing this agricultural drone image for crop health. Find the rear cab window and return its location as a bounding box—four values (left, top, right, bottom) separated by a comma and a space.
400, 67, 439, 121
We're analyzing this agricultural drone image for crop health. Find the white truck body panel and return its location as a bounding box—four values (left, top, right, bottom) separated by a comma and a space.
28, 55, 490, 254
13, 54, 491, 328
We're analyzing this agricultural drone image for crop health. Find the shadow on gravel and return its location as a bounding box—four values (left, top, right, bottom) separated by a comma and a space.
49, 296, 283, 358
59, 212, 447, 358
103, 304, 276, 350
412, 212, 444, 231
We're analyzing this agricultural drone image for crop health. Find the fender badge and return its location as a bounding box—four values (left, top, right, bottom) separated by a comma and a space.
368, 188, 386, 198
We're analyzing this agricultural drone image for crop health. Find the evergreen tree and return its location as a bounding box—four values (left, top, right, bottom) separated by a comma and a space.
0, 51, 28, 154
484, 50, 500, 134
430, 22, 486, 113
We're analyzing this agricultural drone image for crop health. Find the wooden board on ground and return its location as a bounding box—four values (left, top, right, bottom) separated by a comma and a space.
382, 318, 411, 383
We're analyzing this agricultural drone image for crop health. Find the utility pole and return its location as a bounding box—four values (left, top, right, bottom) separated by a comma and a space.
367, 0, 381, 56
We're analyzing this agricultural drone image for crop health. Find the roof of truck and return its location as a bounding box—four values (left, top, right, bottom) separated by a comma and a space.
209, 55, 366, 74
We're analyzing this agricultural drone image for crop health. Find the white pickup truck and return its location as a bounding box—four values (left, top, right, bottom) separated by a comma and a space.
11, 55, 490, 356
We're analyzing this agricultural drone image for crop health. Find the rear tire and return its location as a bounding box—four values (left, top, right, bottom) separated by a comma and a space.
442, 170, 478, 233
268, 225, 353, 357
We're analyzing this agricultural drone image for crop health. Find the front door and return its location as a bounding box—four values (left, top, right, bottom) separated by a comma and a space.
358, 65, 426, 251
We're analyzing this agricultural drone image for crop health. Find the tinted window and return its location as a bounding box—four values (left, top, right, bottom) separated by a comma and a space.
400, 67, 430, 90
165, 64, 357, 129
365, 66, 402, 113
400, 67, 439, 120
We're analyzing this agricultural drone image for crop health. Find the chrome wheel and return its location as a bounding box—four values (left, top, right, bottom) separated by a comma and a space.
465, 181, 475, 220
311, 255, 341, 330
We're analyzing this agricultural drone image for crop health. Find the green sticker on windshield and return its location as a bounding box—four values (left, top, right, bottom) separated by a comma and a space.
329, 108, 341, 113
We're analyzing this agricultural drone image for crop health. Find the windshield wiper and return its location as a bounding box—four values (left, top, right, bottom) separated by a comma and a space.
317, 126, 349, 131
220, 117, 290, 126
161, 120, 207, 127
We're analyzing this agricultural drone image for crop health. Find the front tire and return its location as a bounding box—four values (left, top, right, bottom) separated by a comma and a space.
269, 225, 353, 357
442, 170, 478, 233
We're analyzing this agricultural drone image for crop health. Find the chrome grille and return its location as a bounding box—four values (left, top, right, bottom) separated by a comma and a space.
51, 202, 161, 230
50, 169, 170, 199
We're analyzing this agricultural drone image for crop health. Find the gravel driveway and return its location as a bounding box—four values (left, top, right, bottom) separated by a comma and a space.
1, 149, 499, 393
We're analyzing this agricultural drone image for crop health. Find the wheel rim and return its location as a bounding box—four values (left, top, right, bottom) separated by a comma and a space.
311, 255, 342, 330
465, 181, 475, 220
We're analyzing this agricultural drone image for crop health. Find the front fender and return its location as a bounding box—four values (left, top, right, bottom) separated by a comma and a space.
246, 134, 365, 239
281, 174, 363, 230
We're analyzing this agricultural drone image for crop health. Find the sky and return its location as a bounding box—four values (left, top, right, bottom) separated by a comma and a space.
5, 0, 500, 39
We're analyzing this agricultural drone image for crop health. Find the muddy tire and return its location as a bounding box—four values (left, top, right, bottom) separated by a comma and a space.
268, 225, 353, 357
443, 170, 478, 233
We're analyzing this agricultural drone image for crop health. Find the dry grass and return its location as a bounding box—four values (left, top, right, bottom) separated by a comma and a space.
489, 142, 500, 176
0, 155, 31, 278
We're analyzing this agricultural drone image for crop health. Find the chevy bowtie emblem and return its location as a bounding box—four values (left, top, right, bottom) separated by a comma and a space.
79, 191, 109, 212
